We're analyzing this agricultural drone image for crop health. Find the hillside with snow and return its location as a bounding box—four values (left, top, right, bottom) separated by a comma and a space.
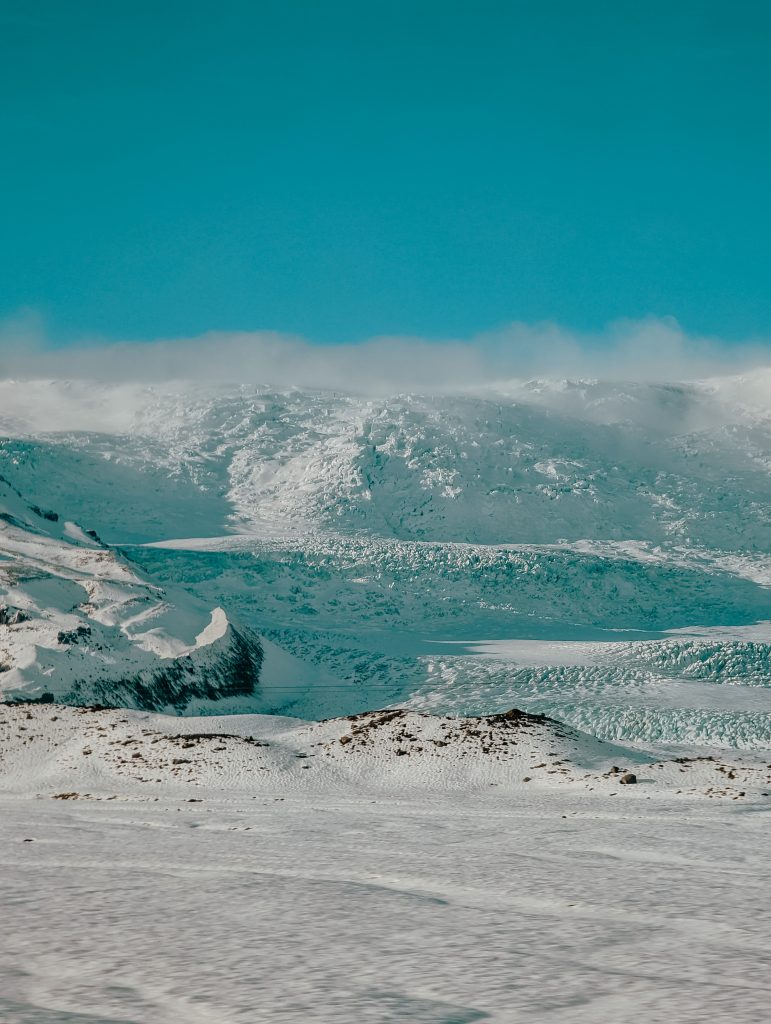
0, 473, 273, 710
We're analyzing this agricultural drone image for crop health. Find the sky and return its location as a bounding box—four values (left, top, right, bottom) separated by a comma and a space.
2, 0, 771, 358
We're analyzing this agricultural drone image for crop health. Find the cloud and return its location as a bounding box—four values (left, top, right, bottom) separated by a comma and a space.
0, 311, 769, 395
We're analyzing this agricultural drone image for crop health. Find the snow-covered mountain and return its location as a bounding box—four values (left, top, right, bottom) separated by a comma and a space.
0, 473, 266, 711
0, 373, 769, 742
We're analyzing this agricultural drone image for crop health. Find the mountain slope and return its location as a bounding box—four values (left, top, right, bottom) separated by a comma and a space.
0, 474, 265, 711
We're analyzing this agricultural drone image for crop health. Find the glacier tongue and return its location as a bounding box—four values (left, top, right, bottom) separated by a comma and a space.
0, 375, 770, 742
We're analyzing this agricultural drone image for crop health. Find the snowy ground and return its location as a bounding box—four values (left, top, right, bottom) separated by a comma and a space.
1, 704, 770, 1023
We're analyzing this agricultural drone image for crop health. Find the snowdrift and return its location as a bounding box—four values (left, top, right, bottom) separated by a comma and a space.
0, 701, 767, 803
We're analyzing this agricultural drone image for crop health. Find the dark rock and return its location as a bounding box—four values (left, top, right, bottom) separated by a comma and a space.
57, 625, 92, 645
28, 504, 59, 523
62, 624, 263, 712
0, 605, 29, 626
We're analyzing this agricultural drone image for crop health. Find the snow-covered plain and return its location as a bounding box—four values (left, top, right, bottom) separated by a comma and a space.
1, 702, 770, 1023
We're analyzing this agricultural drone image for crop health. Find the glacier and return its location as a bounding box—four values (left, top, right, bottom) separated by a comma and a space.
0, 372, 770, 745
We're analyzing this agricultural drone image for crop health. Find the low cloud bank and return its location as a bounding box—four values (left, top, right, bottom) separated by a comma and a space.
1, 310, 770, 393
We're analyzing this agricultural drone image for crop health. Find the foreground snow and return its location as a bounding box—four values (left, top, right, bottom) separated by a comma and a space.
1, 703, 770, 1023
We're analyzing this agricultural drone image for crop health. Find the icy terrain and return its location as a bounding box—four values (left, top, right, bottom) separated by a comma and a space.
1, 373, 770, 742
2, 374, 771, 1023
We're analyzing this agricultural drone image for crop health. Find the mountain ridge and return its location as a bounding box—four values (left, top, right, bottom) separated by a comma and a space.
0, 474, 265, 711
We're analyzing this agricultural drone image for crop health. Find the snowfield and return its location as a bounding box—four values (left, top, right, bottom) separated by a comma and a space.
1, 702, 770, 1023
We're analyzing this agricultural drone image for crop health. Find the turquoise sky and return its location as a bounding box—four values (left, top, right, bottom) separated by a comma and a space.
2, 1, 770, 344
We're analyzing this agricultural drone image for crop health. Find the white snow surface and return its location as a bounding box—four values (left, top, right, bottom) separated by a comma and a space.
1, 702, 770, 1023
